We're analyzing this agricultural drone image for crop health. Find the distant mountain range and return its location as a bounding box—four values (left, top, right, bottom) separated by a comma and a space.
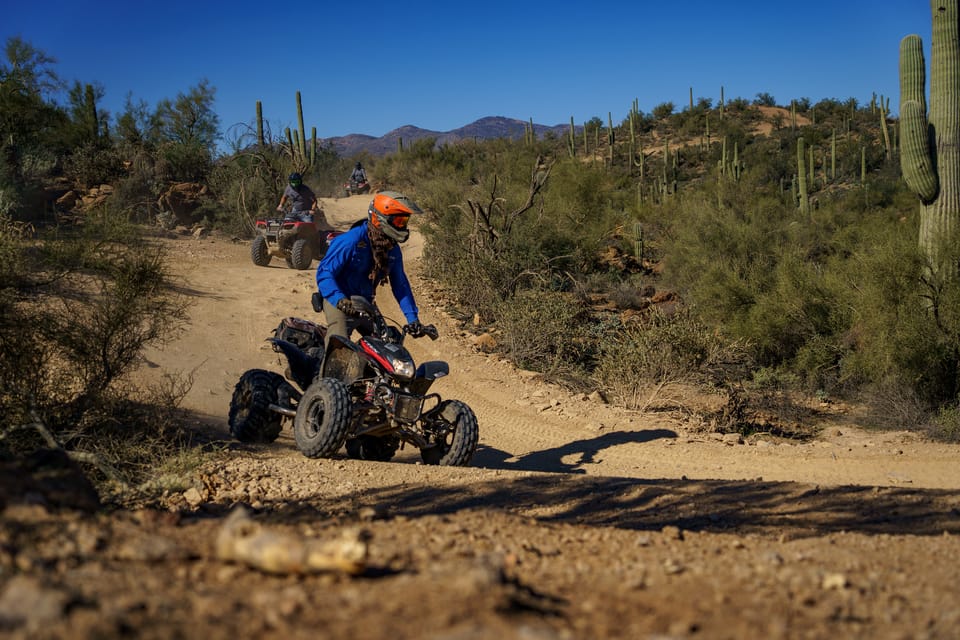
322, 116, 571, 157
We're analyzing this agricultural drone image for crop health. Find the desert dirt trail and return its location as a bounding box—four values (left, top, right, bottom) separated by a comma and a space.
143, 195, 960, 491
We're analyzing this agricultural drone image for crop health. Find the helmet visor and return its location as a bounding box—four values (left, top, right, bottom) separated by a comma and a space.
387, 214, 409, 229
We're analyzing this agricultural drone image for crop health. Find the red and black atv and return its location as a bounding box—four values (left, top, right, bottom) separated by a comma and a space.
227, 295, 479, 466
250, 209, 334, 270
342, 179, 370, 197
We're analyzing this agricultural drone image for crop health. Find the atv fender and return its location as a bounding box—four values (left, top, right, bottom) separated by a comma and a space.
268, 338, 321, 390
321, 335, 366, 384
407, 361, 448, 396
415, 361, 449, 381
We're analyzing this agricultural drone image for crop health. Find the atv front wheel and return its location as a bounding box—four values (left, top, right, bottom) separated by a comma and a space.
290, 238, 313, 270
228, 369, 285, 442
420, 400, 479, 466
293, 377, 351, 458
251, 236, 271, 266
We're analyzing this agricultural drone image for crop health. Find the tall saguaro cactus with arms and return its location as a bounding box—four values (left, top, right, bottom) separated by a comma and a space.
900, 1, 960, 278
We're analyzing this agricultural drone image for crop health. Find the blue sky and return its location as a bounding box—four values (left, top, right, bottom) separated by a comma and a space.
2, 1, 932, 148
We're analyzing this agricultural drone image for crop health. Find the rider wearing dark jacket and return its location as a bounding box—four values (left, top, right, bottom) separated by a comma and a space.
277, 172, 318, 222
350, 162, 367, 183
315, 191, 422, 344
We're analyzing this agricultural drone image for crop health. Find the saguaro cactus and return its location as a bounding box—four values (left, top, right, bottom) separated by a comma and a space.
797, 137, 810, 216
256, 101, 264, 148
900, 1, 960, 274
295, 91, 307, 160
84, 84, 99, 139
607, 112, 615, 165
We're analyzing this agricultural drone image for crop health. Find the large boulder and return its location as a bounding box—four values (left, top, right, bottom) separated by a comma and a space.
55, 191, 78, 210
0, 448, 100, 513
80, 184, 114, 210
157, 182, 210, 226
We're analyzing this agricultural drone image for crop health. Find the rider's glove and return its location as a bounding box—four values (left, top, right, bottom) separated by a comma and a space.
404, 320, 424, 337
276, 206, 283, 212
336, 298, 357, 316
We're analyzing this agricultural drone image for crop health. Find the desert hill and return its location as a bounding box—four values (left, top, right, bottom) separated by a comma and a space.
323, 115, 570, 156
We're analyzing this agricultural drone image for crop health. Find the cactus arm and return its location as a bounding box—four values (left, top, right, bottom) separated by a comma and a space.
900, 34, 938, 202
901, 100, 939, 202
900, 35, 927, 110
930, 0, 960, 215
296, 91, 306, 160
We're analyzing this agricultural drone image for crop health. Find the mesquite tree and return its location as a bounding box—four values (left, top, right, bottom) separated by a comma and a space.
900, 1, 960, 280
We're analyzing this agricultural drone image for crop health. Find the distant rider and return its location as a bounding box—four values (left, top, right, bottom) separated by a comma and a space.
315, 191, 424, 346
350, 162, 367, 184
277, 172, 318, 223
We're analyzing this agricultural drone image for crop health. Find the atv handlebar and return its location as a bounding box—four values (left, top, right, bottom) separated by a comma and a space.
346, 296, 438, 342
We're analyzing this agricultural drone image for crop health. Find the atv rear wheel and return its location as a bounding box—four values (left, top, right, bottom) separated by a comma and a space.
290, 238, 313, 270
346, 435, 399, 461
293, 377, 351, 458
228, 369, 285, 442
420, 400, 479, 466
251, 235, 271, 266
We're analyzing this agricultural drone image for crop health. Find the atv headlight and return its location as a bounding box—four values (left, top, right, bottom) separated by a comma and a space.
361, 338, 416, 380
389, 357, 415, 380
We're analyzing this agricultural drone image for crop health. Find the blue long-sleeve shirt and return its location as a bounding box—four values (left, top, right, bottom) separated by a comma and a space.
315, 224, 419, 323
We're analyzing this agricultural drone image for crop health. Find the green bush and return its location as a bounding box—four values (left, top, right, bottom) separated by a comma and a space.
0, 214, 190, 490
494, 289, 590, 380
592, 309, 751, 410
63, 141, 123, 190
929, 404, 960, 443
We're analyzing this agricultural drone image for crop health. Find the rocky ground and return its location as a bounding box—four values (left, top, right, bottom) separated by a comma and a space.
2, 196, 959, 639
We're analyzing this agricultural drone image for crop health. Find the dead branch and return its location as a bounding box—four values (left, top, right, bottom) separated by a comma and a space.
2, 406, 129, 491
462, 155, 554, 255
503, 155, 553, 237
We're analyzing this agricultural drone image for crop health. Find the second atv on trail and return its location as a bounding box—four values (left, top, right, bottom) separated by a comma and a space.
250, 209, 334, 270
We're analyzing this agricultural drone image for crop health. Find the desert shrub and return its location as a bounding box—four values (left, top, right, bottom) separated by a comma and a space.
110, 171, 162, 224
494, 289, 590, 380
0, 214, 191, 491
606, 274, 654, 310
928, 404, 960, 443
418, 146, 578, 321
156, 140, 211, 183
805, 197, 960, 409
652, 102, 675, 120
592, 308, 751, 410
63, 141, 123, 190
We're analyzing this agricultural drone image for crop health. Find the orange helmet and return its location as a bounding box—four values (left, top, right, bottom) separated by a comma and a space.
368, 191, 422, 243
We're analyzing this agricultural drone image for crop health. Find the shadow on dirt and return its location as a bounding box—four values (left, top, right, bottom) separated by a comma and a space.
189, 417, 958, 540
263, 474, 960, 540
472, 429, 678, 473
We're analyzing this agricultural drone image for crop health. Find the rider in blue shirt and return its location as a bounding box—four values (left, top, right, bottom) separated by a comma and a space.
315, 191, 423, 344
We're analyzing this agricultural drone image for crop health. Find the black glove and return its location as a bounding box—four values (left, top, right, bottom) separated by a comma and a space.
403, 321, 423, 337
336, 298, 357, 316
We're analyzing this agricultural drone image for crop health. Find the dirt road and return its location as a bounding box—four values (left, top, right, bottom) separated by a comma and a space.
2, 195, 959, 639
